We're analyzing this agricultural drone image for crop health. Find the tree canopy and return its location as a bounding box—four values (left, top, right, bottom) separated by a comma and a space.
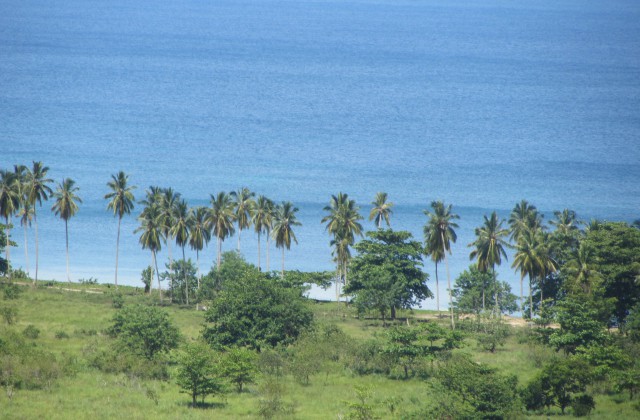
345, 229, 432, 320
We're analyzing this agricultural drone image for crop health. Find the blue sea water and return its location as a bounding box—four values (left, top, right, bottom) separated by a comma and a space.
2, 0, 639, 308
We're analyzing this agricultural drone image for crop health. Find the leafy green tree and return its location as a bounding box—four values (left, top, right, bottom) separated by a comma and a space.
207, 192, 236, 270
435, 353, 520, 418
104, 171, 136, 288
108, 304, 180, 360
383, 326, 425, 379
468, 211, 510, 313
582, 221, 640, 325
252, 195, 274, 271
203, 268, 313, 351
219, 347, 257, 392
423, 201, 459, 329
230, 187, 255, 252
345, 229, 432, 320
0, 169, 20, 280
453, 265, 518, 315
51, 178, 82, 283
135, 203, 165, 300
140, 265, 152, 293
24, 161, 53, 284
175, 341, 225, 407
188, 206, 211, 289
549, 296, 610, 355
523, 357, 593, 415
161, 259, 198, 305
369, 192, 393, 229
271, 201, 301, 278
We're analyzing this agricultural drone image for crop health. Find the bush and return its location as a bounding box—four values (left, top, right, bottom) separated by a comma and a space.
55, 330, 70, 339
175, 341, 226, 407
220, 347, 257, 392
22, 324, 40, 339
2, 283, 22, 300
571, 394, 595, 417
1, 305, 18, 325
111, 292, 124, 309
108, 304, 181, 359
84, 340, 169, 380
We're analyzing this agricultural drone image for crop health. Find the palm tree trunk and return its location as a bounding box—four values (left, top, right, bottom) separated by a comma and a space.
257, 231, 261, 271
335, 264, 341, 304
115, 216, 121, 288
237, 229, 241, 253
529, 275, 533, 320
441, 232, 454, 330
23, 222, 29, 278
435, 262, 440, 317
196, 249, 200, 290
520, 272, 525, 319
153, 250, 162, 301
168, 240, 173, 298
183, 246, 188, 305
343, 259, 348, 307
34, 209, 39, 285
5, 216, 10, 281
493, 267, 499, 318
266, 236, 270, 272
65, 219, 70, 283
539, 276, 544, 310
281, 246, 285, 278
217, 236, 221, 271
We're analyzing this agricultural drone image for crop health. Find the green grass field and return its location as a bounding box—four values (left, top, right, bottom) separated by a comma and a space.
1, 282, 638, 419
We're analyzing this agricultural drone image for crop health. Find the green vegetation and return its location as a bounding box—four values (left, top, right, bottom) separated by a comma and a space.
2, 161, 640, 417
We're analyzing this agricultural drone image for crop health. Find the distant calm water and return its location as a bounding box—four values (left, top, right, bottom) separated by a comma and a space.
2, 0, 639, 308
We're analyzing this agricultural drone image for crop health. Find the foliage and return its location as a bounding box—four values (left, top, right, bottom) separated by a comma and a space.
219, 347, 257, 392
1, 282, 22, 300
434, 353, 520, 419
22, 324, 40, 339
345, 229, 431, 320
174, 341, 226, 407
281, 270, 333, 291
523, 357, 593, 415
200, 251, 259, 299
84, 339, 169, 380
141, 265, 153, 293
382, 325, 425, 379
203, 269, 313, 351
342, 385, 380, 420
161, 259, 198, 304
108, 304, 181, 359
614, 367, 640, 400
625, 302, 640, 342
476, 317, 510, 353
583, 222, 640, 325
453, 265, 518, 315
549, 296, 610, 354
571, 394, 595, 417
1, 304, 18, 325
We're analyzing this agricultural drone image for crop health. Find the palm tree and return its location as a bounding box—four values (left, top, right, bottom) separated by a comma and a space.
230, 187, 255, 252
18, 200, 34, 278
322, 193, 363, 300
135, 205, 164, 300
170, 199, 190, 304
272, 201, 301, 278
0, 170, 21, 280
265, 198, 276, 272
423, 200, 459, 329
369, 192, 393, 228
550, 209, 582, 235
424, 244, 444, 316
565, 242, 601, 295
51, 178, 82, 283
188, 206, 211, 289
160, 188, 181, 272
252, 195, 273, 271
24, 162, 53, 284
535, 233, 558, 307
508, 200, 544, 243
511, 228, 541, 319
469, 211, 510, 313
206, 192, 236, 270
104, 171, 136, 288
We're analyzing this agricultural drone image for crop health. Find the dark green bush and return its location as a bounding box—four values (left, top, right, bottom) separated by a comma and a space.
22, 324, 40, 339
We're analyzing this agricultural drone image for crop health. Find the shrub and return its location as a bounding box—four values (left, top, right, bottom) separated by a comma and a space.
1, 305, 18, 325
175, 341, 226, 407
108, 304, 181, 359
22, 324, 40, 339
2, 283, 22, 300
55, 330, 70, 339
111, 292, 124, 309
571, 394, 595, 417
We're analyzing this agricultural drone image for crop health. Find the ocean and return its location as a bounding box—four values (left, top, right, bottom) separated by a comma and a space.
2, 0, 639, 308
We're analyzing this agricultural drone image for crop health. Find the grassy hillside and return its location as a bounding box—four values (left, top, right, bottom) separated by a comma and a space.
0, 281, 638, 419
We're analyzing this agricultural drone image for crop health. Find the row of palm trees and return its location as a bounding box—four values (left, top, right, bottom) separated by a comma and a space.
132, 184, 302, 300
0, 162, 82, 284
2, 163, 573, 322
